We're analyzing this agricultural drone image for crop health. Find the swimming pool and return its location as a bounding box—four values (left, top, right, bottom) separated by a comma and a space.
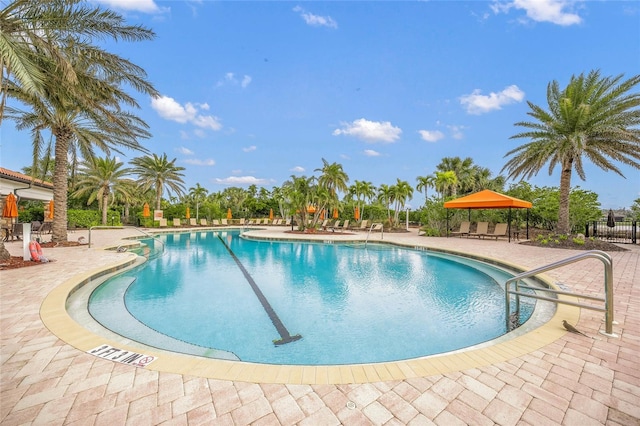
88, 230, 536, 365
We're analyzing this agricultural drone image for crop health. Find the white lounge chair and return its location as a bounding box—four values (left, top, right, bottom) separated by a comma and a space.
331, 220, 341, 232
356, 220, 369, 231
189, 218, 197, 226
172, 218, 181, 227
221, 219, 228, 225
200, 218, 208, 226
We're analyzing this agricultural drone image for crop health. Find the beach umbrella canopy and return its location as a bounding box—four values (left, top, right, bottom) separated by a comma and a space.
333, 208, 339, 219
2, 193, 18, 218
227, 208, 232, 219
354, 206, 360, 221
142, 203, 150, 217
186, 207, 190, 219
607, 209, 616, 228
48, 199, 54, 219
269, 208, 273, 220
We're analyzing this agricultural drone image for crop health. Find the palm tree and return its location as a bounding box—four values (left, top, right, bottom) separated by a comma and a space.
315, 158, 349, 196
188, 183, 208, 220
390, 179, 414, 225
3, 2, 158, 242
502, 70, 640, 234
377, 184, 393, 222
416, 174, 436, 204
434, 171, 458, 200
72, 157, 132, 225
131, 153, 186, 210
436, 157, 474, 196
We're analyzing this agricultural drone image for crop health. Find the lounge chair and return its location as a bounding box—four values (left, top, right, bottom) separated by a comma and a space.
212, 219, 220, 226
340, 220, 350, 232
469, 222, 489, 238
173, 218, 181, 227
200, 218, 208, 226
189, 218, 197, 226
330, 220, 341, 232
239, 218, 245, 225
221, 219, 228, 225
370, 223, 383, 232
320, 219, 330, 230
356, 220, 369, 231
483, 223, 508, 240
284, 218, 291, 226
158, 218, 167, 228
451, 221, 471, 237
246, 219, 255, 225
31, 221, 42, 232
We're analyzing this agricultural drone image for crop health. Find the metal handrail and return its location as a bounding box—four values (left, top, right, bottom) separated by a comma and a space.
505, 250, 615, 336
88, 226, 165, 255
365, 223, 383, 246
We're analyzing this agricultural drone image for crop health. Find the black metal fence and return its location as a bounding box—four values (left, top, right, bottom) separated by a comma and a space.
585, 221, 637, 244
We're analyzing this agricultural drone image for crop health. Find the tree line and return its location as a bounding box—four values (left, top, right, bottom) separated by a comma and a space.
2, 1, 639, 244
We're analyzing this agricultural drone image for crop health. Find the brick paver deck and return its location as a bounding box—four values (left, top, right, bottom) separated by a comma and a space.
1, 227, 638, 425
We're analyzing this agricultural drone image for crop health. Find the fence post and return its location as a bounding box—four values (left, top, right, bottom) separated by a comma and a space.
585, 223, 590, 238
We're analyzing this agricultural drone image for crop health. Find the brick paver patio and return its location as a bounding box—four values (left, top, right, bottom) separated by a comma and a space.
1, 227, 638, 425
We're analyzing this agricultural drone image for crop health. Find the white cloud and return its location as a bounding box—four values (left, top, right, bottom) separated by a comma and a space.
460, 85, 525, 114
333, 118, 402, 143
151, 95, 222, 130
177, 146, 194, 155
243, 145, 257, 153
214, 176, 269, 185
491, 0, 582, 26
94, 0, 169, 14
418, 130, 445, 142
293, 6, 338, 29
290, 166, 305, 173
217, 72, 252, 88
184, 158, 215, 166
448, 125, 465, 140
364, 149, 381, 157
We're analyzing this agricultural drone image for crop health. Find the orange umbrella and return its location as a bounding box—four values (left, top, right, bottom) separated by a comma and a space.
269, 208, 273, 220
354, 206, 360, 221
186, 207, 190, 219
227, 208, 232, 219
333, 208, 339, 219
2, 193, 18, 218
48, 199, 54, 219
142, 203, 150, 217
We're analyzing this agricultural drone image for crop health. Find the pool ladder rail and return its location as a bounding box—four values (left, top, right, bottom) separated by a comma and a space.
505, 250, 616, 337
365, 223, 384, 247
88, 226, 166, 258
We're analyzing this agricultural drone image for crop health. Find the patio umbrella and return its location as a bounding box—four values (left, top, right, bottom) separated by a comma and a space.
333, 208, 339, 219
186, 207, 190, 219
269, 208, 273, 220
48, 199, 54, 219
2, 193, 18, 219
607, 209, 616, 228
142, 203, 150, 217
354, 206, 360, 221
227, 208, 232, 219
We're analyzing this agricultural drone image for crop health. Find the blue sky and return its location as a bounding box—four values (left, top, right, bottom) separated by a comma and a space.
2, 0, 639, 209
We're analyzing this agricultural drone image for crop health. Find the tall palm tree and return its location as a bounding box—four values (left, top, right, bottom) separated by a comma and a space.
3, 1, 158, 242
315, 158, 349, 197
131, 153, 186, 210
377, 184, 393, 222
71, 157, 132, 225
390, 179, 414, 225
502, 70, 640, 234
416, 174, 436, 204
434, 171, 458, 200
188, 183, 208, 220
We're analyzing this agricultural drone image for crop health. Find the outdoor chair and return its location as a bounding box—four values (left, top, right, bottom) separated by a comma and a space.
189, 218, 198, 226
451, 221, 471, 237
482, 223, 508, 240
469, 222, 489, 238
172, 218, 181, 227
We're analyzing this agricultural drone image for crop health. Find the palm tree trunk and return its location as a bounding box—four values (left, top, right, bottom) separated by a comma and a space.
52, 131, 71, 243
102, 194, 109, 225
557, 159, 573, 234
0, 242, 10, 261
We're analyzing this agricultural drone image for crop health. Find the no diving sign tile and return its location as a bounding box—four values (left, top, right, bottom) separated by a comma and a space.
88, 345, 157, 368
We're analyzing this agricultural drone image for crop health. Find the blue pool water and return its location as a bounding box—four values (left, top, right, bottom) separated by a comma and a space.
89, 230, 534, 365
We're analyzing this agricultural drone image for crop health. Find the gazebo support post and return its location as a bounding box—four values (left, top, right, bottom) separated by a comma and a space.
526, 209, 529, 240
508, 207, 512, 243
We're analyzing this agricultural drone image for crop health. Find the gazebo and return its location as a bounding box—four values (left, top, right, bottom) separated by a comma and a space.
443, 189, 532, 242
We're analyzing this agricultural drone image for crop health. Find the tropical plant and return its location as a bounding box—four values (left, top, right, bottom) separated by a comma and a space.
71, 157, 132, 225
390, 179, 414, 226
188, 183, 208, 220
434, 171, 458, 200
502, 70, 640, 234
3, 1, 158, 242
131, 153, 186, 210
416, 174, 436, 204
377, 184, 393, 223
